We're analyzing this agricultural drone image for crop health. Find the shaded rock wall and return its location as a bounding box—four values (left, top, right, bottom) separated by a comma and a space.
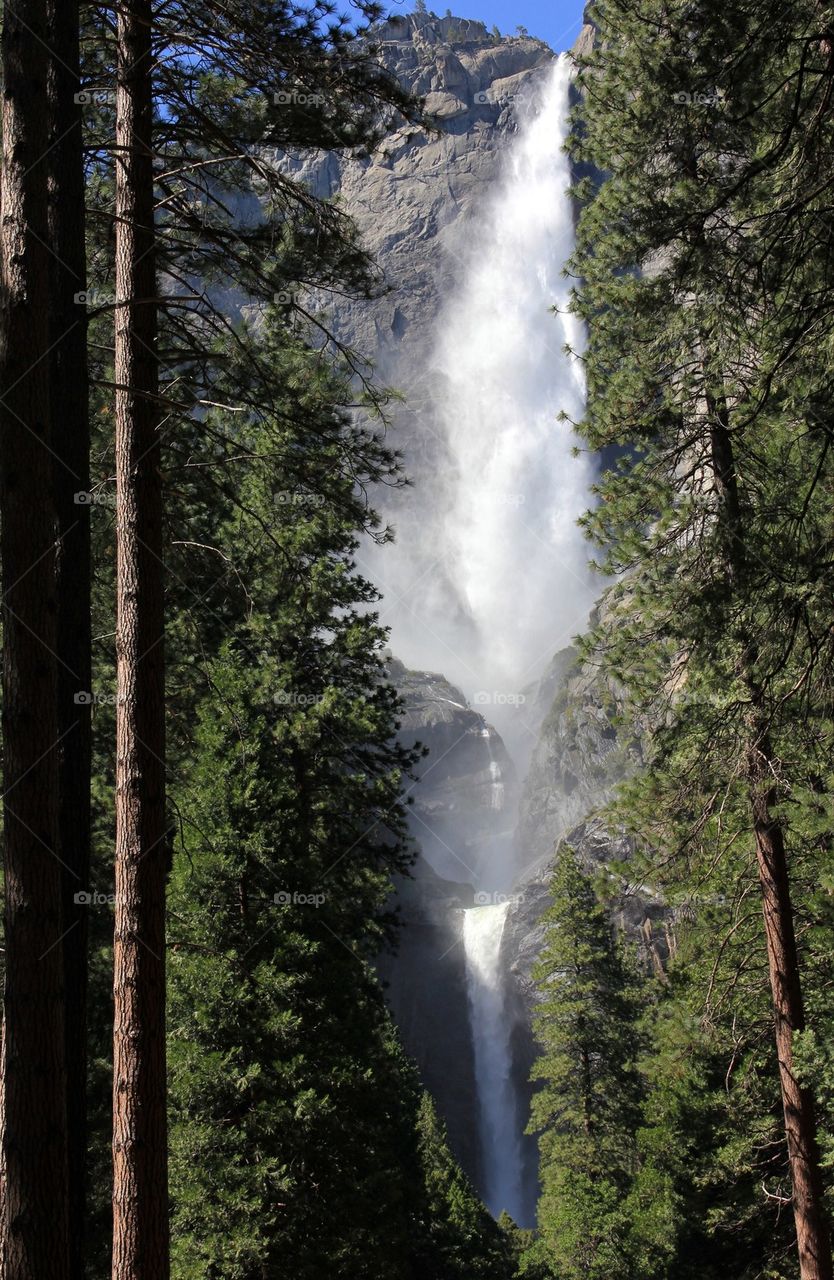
378, 660, 520, 1180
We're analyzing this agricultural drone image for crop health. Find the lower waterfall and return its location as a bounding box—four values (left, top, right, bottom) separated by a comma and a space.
462, 902, 523, 1223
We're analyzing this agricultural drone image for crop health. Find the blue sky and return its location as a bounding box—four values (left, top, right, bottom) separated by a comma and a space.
384, 2, 588, 52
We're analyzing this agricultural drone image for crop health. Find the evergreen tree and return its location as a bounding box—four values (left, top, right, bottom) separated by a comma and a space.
636, 901, 797, 1279
527, 846, 648, 1279
165, 402, 419, 1275
566, 1, 834, 1273
70, 5, 424, 1268
413, 1093, 515, 1280
0, 0, 71, 1272
46, 4, 93, 1273
160, 302, 513, 1276
111, 1, 169, 1274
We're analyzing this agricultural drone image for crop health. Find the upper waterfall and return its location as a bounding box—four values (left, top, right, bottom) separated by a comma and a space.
364, 52, 596, 712
432, 53, 594, 699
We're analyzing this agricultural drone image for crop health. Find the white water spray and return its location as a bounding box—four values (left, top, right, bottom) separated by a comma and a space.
366, 54, 592, 1228
380, 54, 595, 702
436, 53, 593, 694
463, 901, 523, 1221
449, 57, 587, 1227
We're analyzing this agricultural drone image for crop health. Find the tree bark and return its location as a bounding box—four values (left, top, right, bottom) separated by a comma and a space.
0, 0, 71, 1275
111, 0, 170, 1276
750, 736, 833, 1280
46, 2, 92, 1274
707, 392, 833, 1280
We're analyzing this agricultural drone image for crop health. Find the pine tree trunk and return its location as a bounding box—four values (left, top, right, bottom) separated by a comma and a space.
749, 734, 833, 1280
0, 1017, 5, 1242
46, 3, 92, 1274
708, 396, 833, 1280
111, 0, 169, 1276
0, 0, 71, 1275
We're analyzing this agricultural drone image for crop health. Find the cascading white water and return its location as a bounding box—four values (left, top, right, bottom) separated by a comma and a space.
462, 901, 523, 1221
376, 52, 595, 705
435, 52, 593, 698
362, 51, 592, 1231
482, 726, 506, 813
488, 760, 504, 812
447, 55, 588, 1228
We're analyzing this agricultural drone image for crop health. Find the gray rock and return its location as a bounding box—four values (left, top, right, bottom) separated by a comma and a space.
378, 657, 521, 1183
391, 658, 520, 889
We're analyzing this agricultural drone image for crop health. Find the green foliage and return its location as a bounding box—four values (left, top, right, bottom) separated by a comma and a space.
527, 847, 653, 1279
636, 907, 796, 1279
548, 0, 834, 1272
413, 1094, 516, 1280
162, 319, 418, 1276
74, 7, 509, 1274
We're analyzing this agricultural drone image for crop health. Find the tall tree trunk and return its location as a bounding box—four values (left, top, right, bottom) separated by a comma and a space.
0, 1, 71, 1276
707, 393, 833, 1280
750, 733, 833, 1280
46, 2, 92, 1275
111, 1, 169, 1276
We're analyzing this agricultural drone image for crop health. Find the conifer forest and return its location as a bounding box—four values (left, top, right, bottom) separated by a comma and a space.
1, 2, 834, 1278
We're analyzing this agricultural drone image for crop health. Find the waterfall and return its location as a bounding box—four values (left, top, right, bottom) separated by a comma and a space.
463, 901, 522, 1221
370, 51, 595, 708
483, 726, 506, 813
450, 56, 587, 1228
371, 52, 593, 1231
435, 51, 594, 699
488, 760, 504, 812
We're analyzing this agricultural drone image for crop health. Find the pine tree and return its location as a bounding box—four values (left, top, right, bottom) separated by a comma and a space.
70, 4, 422, 1265
636, 901, 797, 1278
47, 2, 93, 1272
567, 1, 834, 1273
413, 1094, 515, 1280
527, 846, 646, 1279
111, 0, 169, 1274
163, 319, 419, 1278
0, 0, 71, 1273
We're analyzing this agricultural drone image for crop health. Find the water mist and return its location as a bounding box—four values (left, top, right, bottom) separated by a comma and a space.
378, 52, 593, 1228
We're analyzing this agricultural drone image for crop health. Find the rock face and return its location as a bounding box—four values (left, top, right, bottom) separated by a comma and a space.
378, 659, 520, 1185
376, 855, 480, 1177
517, 638, 637, 877
307, 13, 555, 365
274, 12, 558, 555
391, 659, 519, 888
